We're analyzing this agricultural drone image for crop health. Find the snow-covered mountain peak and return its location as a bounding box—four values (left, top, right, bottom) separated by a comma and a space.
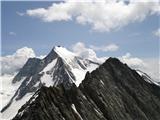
54, 46, 76, 58
1, 46, 99, 119
40, 46, 99, 87
54, 46, 79, 68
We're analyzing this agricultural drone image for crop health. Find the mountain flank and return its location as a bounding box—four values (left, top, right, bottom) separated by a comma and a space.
13, 58, 160, 120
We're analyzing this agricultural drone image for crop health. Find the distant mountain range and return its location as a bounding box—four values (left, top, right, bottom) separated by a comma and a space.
1, 46, 160, 120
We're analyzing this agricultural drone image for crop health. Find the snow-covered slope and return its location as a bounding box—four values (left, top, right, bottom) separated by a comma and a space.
0, 74, 29, 120
1, 46, 99, 119
0, 74, 16, 110
136, 70, 160, 87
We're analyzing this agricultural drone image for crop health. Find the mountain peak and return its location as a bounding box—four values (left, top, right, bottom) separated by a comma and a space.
106, 57, 122, 64
45, 46, 76, 62
1, 46, 99, 119
54, 46, 76, 58
12, 56, 160, 120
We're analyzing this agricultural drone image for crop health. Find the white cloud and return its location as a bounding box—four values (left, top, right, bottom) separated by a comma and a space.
0, 47, 36, 75
26, 0, 160, 32
120, 53, 146, 68
120, 53, 159, 82
71, 42, 107, 63
9, 32, 16, 36
90, 44, 119, 52
142, 58, 160, 82
16, 11, 25, 16
153, 28, 160, 37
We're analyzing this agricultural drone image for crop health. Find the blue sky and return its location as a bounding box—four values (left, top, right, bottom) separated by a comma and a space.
1, 1, 159, 59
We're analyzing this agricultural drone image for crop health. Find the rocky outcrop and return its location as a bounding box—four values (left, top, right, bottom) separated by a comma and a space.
13, 58, 160, 120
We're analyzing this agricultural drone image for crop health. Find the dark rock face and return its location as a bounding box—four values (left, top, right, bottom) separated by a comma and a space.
13, 58, 160, 120
12, 47, 58, 84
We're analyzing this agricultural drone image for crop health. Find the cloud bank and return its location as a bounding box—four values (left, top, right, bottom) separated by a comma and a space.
72, 42, 107, 63
26, 0, 160, 32
120, 53, 145, 68
154, 28, 160, 37
0, 47, 36, 75
120, 53, 159, 82
90, 44, 119, 52
1, 44, 159, 82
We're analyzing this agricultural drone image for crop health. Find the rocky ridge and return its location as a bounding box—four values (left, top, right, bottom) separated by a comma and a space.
13, 58, 160, 120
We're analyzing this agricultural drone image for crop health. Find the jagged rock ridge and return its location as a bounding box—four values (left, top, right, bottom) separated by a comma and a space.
13, 58, 160, 120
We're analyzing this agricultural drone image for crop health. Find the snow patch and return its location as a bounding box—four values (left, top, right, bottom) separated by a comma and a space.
40, 73, 54, 87
100, 80, 104, 85
26, 77, 32, 86
137, 70, 160, 87
94, 108, 103, 116
17, 91, 39, 118
82, 95, 87, 100
34, 81, 40, 87
73, 63, 98, 86
41, 58, 57, 73
54, 46, 76, 59
1, 93, 33, 120
0, 75, 25, 110
71, 104, 83, 120
40, 58, 57, 87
